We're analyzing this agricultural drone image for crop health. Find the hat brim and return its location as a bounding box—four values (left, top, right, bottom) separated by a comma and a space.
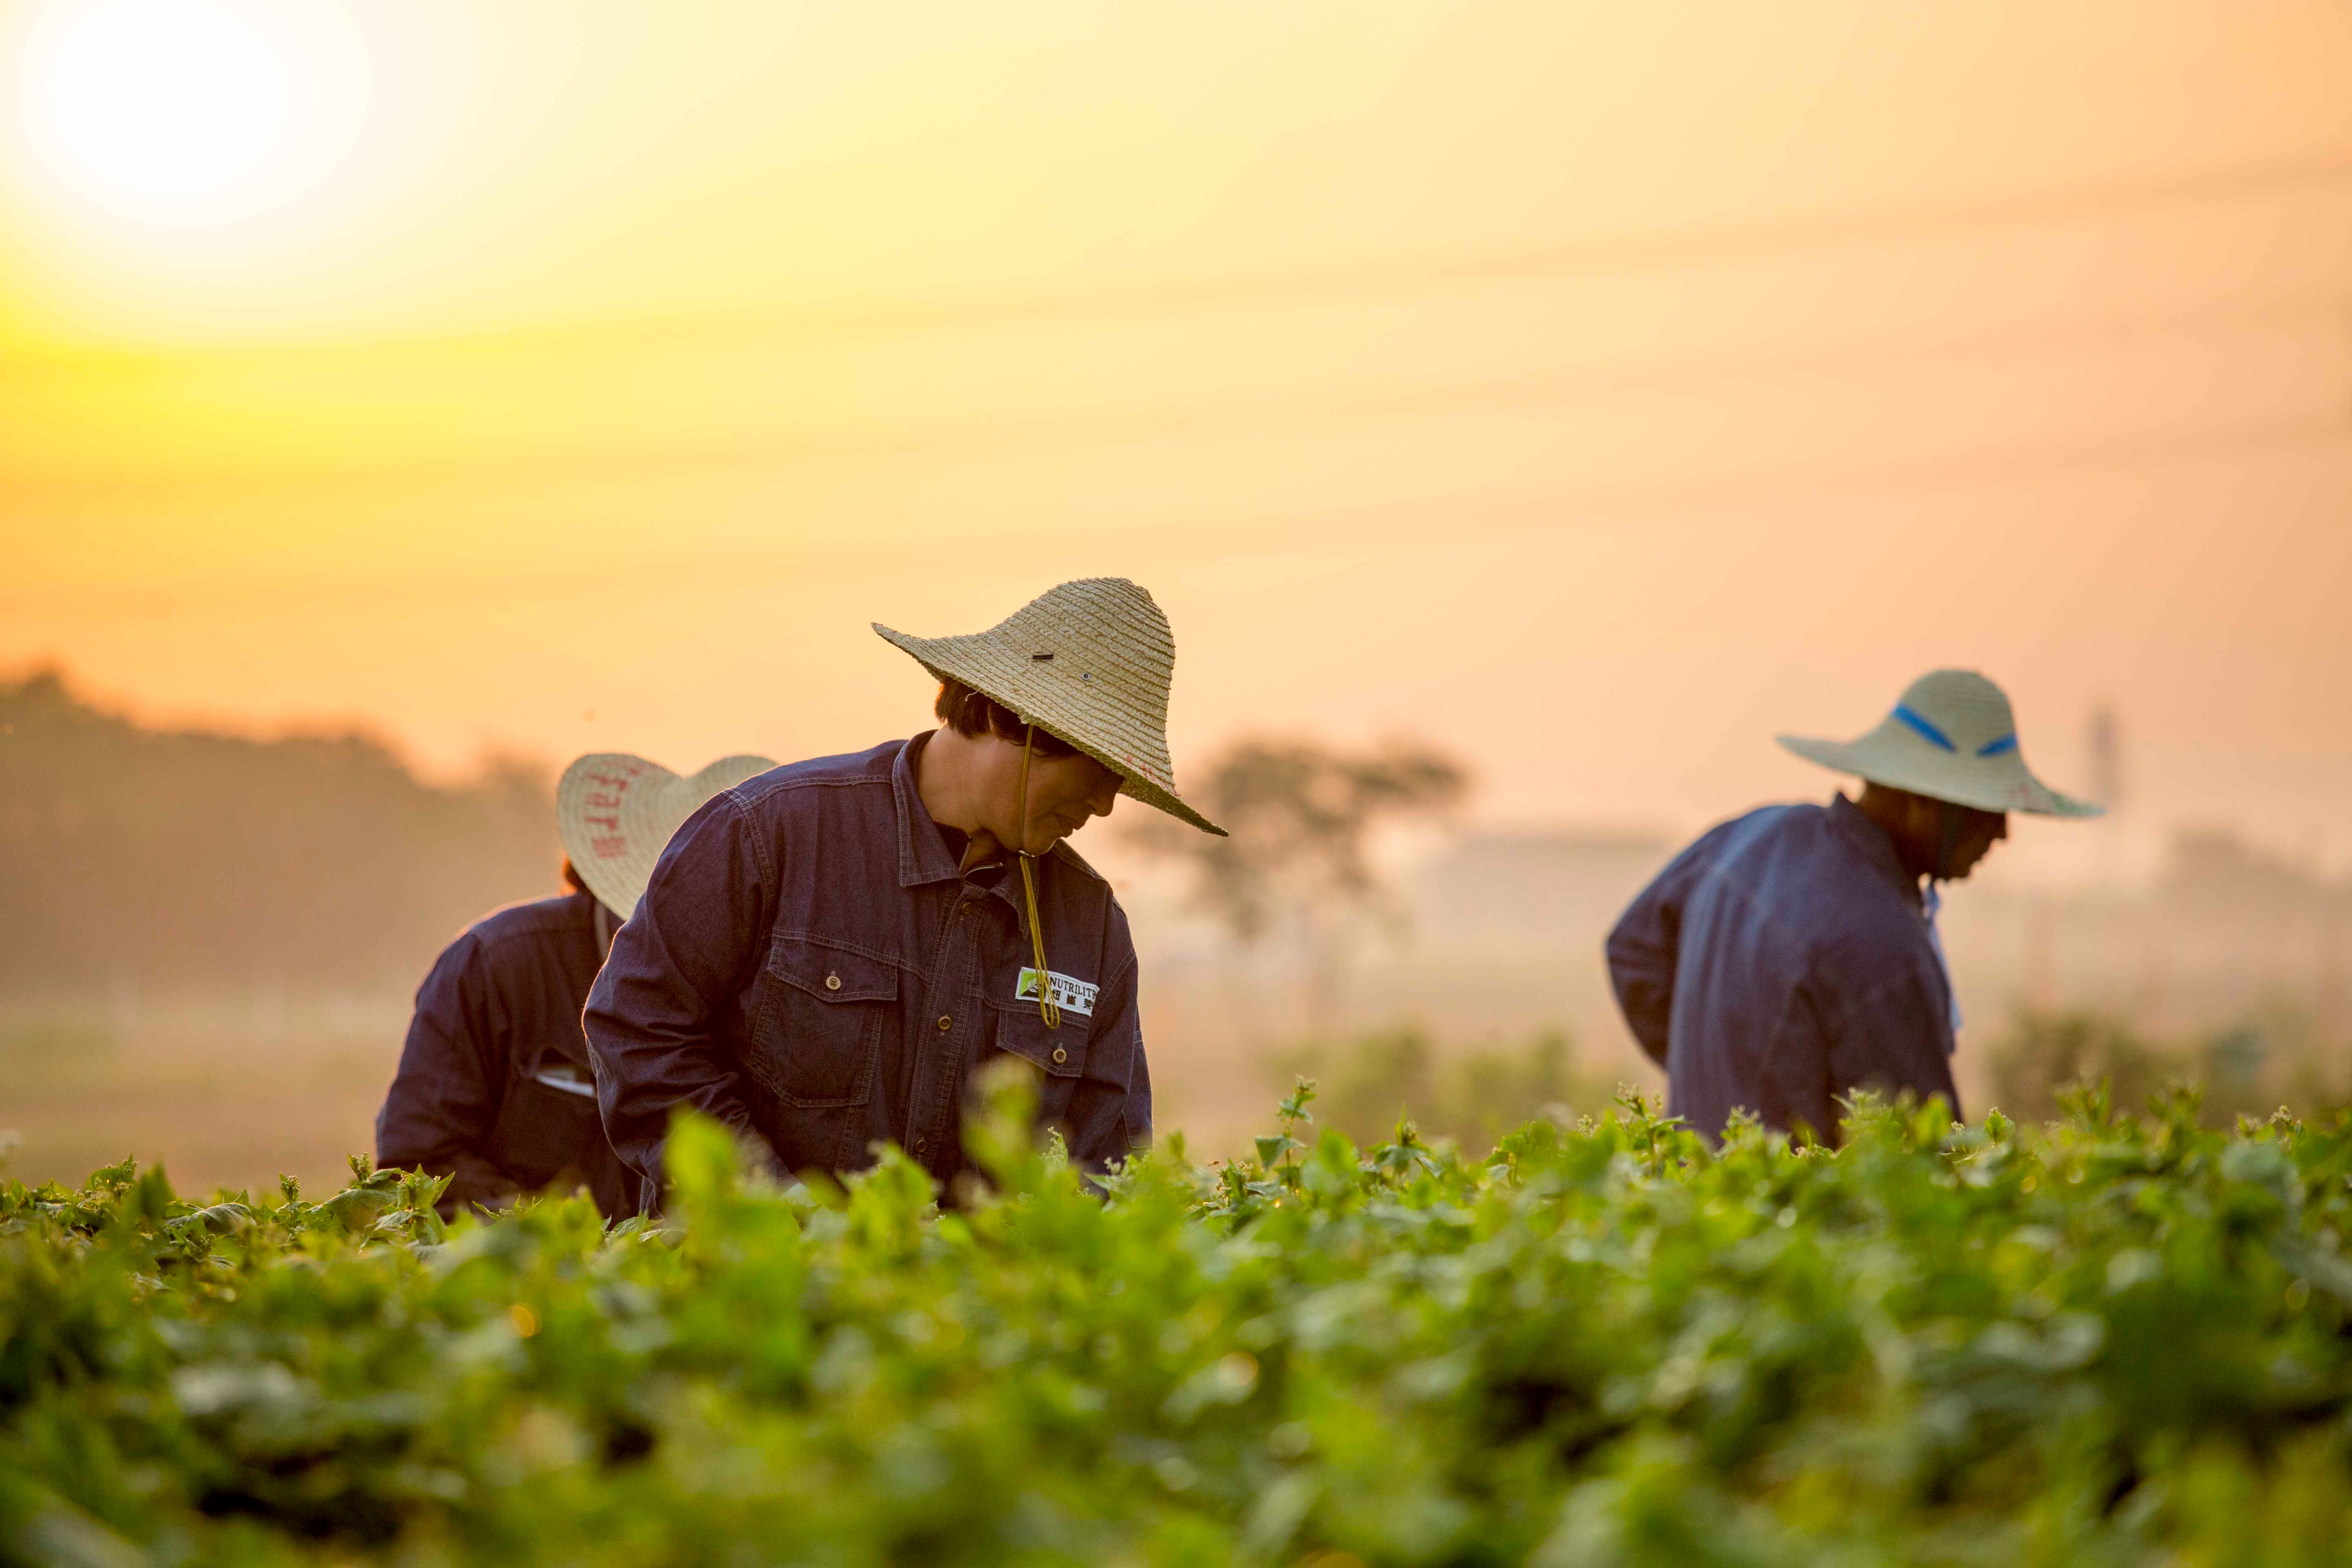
877, 624, 1226, 836
1777, 735, 2103, 818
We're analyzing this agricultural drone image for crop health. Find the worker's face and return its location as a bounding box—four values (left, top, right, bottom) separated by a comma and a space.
979, 737, 1123, 855
1915, 797, 2009, 879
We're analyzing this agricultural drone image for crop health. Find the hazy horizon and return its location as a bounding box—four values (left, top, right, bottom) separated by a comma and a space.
6, 1, 2350, 879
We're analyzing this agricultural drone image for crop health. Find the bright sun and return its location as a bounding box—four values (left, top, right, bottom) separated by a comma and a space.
18, 0, 323, 226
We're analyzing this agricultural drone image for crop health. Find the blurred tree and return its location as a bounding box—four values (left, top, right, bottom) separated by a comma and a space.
1123, 737, 1467, 1032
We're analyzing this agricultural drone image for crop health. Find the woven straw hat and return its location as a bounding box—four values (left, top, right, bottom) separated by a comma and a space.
557, 753, 778, 917
1777, 669, 2102, 818
874, 577, 1226, 836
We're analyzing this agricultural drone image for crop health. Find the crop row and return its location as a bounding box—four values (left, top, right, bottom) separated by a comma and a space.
7, 1077, 2352, 1566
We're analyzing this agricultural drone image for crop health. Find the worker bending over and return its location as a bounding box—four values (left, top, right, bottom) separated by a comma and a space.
375, 752, 771, 1217
1607, 669, 2099, 1143
584, 577, 1223, 1205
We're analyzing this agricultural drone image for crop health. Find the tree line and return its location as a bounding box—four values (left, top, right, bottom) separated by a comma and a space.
0, 669, 559, 996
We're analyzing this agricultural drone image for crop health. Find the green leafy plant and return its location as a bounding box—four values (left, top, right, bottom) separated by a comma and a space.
10, 1078, 2352, 1565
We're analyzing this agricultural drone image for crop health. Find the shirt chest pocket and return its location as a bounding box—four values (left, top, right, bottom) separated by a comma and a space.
492, 1065, 602, 1185
749, 940, 900, 1109
986, 998, 1089, 1081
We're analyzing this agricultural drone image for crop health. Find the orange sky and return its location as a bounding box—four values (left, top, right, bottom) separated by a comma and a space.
4, 0, 2350, 879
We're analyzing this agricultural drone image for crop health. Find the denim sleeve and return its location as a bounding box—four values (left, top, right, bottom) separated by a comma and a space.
1063, 914, 1149, 1173
376, 934, 522, 1215
583, 791, 776, 1189
1822, 951, 1962, 1129
1606, 847, 1699, 1068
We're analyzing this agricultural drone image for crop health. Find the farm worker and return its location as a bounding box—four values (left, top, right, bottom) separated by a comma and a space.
375, 753, 773, 1218
1606, 670, 2100, 1143
584, 577, 1223, 1206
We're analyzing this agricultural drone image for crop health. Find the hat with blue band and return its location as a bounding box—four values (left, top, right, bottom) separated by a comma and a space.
1776, 669, 2103, 818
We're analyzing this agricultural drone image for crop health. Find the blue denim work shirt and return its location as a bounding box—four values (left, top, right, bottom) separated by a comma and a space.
1605, 795, 1959, 1143
582, 734, 1148, 1197
376, 891, 636, 1219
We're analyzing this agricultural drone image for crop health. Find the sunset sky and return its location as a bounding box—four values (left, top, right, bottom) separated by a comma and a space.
4, 0, 2349, 880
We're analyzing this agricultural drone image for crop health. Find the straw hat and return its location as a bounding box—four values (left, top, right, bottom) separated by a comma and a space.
874, 577, 1226, 836
557, 753, 778, 917
1777, 669, 2102, 818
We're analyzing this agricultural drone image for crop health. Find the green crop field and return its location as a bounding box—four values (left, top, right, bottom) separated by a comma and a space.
8, 1074, 2352, 1567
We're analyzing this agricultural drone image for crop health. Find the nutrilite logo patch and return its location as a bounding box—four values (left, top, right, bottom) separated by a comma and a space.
1015, 968, 1096, 1017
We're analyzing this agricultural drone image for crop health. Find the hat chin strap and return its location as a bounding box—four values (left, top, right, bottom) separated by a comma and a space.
1016, 724, 1062, 1030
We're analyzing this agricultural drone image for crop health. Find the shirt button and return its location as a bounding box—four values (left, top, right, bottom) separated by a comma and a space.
1051, 1047, 1067, 1065
937, 1014, 953, 1032
913, 1136, 929, 1153
824, 973, 841, 991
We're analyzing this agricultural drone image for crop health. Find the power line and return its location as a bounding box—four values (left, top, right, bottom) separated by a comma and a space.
12, 287, 2339, 493
885, 412, 2352, 563
1324, 412, 2352, 547
13, 149, 2345, 372
521, 290, 2352, 473
9, 411, 2342, 621
423, 147, 2352, 348
1313, 293, 2352, 422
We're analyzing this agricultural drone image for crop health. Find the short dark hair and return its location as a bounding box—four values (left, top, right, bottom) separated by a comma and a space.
935, 679, 1078, 758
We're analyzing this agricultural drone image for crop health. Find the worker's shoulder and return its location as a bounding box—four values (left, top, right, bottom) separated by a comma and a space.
1679, 802, 1867, 923
726, 739, 905, 815
1724, 800, 1832, 839
459, 891, 597, 954
1048, 837, 1109, 888
1746, 805, 1929, 964
1680, 801, 1827, 868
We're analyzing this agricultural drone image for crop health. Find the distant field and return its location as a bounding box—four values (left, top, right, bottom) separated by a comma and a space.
0, 976, 1637, 1198
0, 985, 1312, 1197
0, 998, 402, 1196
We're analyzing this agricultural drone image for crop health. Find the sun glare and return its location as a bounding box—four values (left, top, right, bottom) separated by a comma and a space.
18, 0, 329, 226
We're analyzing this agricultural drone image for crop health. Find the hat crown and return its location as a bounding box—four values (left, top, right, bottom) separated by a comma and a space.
1892, 669, 2018, 757
990, 577, 1173, 733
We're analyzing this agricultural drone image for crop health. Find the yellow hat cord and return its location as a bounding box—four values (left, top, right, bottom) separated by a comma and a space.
1016, 723, 1062, 1030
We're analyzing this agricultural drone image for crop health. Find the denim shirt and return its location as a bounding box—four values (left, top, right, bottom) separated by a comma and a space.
376, 891, 636, 1218
582, 734, 1148, 1197
1605, 795, 1959, 1143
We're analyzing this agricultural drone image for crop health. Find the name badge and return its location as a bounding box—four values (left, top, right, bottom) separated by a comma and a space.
1015, 967, 1097, 1018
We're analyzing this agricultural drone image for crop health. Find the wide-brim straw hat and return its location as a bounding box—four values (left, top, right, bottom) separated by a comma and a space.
1777, 669, 2102, 818
874, 577, 1226, 836
557, 753, 779, 917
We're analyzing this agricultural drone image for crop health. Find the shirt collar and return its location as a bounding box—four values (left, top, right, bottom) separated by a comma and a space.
1828, 793, 1924, 909
891, 732, 964, 889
